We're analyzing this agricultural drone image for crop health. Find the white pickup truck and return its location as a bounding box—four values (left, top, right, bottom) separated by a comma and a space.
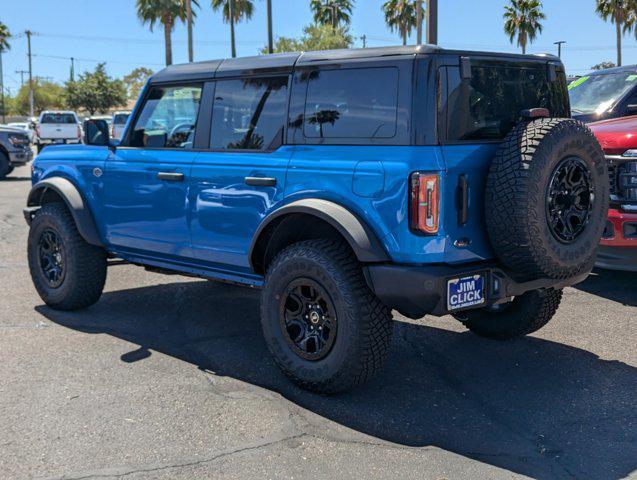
36, 111, 82, 152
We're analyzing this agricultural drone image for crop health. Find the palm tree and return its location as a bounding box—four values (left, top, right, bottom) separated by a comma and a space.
212, 0, 255, 58
597, 0, 634, 67
503, 0, 545, 55
382, 0, 420, 46
0, 22, 11, 123
137, 0, 198, 66
310, 0, 354, 28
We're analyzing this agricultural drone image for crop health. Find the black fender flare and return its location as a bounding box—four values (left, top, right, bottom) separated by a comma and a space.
26, 177, 103, 247
249, 199, 390, 272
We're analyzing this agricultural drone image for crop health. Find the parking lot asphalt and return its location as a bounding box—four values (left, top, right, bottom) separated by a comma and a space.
1, 163, 635, 480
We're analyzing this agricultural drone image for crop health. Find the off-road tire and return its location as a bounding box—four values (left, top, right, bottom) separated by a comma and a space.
260, 239, 393, 394
0, 151, 11, 179
454, 288, 563, 340
28, 202, 107, 310
486, 118, 609, 280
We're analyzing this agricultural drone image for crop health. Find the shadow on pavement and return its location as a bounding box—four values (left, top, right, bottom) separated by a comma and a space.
0, 176, 31, 182
574, 268, 637, 307
38, 280, 636, 480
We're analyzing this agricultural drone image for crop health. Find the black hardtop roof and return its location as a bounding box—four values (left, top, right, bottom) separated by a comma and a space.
586, 64, 637, 76
149, 45, 561, 84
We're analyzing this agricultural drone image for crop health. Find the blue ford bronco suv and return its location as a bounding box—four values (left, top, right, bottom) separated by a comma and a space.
25, 46, 609, 393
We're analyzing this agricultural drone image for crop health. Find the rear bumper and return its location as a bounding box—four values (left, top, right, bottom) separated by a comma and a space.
38, 139, 81, 145
364, 262, 589, 319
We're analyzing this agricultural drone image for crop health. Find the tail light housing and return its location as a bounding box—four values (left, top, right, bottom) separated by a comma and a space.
77, 125, 82, 139
410, 172, 440, 235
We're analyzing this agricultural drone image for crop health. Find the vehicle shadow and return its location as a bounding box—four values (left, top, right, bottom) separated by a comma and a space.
37, 280, 636, 480
0, 176, 31, 182
574, 268, 637, 307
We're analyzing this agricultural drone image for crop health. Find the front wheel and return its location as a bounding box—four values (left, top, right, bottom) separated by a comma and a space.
28, 203, 107, 311
453, 288, 563, 340
0, 152, 11, 179
260, 239, 393, 394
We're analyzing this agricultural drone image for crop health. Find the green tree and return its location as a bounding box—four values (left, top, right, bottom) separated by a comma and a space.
65, 64, 127, 115
14, 80, 65, 115
262, 23, 353, 54
503, 0, 545, 55
592, 60, 617, 70
310, 0, 354, 28
0, 22, 10, 52
123, 67, 154, 100
136, 0, 198, 66
212, 0, 254, 58
0, 22, 11, 121
382, 0, 422, 46
597, 0, 635, 67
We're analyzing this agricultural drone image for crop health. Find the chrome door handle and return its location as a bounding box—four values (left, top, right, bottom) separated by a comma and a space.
157, 172, 184, 182
245, 177, 276, 187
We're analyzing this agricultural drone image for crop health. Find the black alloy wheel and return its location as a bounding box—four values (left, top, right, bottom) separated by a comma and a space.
38, 228, 66, 288
279, 278, 337, 361
546, 156, 594, 244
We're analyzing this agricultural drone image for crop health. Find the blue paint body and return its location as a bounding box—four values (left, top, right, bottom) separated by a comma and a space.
32, 140, 497, 286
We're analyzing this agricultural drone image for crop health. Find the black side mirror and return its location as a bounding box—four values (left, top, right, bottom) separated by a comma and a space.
626, 104, 637, 115
83, 119, 110, 146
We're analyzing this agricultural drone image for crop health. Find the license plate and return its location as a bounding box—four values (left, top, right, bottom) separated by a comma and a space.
447, 274, 486, 311
53, 139, 64, 144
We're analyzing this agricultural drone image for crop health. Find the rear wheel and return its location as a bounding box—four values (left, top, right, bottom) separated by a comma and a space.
260, 239, 393, 394
28, 203, 107, 310
453, 288, 563, 340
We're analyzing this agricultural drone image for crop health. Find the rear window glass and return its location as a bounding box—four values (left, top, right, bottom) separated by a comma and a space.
445, 65, 570, 141
303, 67, 398, 139
41, 113, 76, 124
113, 114, 129, 125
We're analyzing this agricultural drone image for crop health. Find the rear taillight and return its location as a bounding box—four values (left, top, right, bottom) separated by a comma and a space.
410, 172, 440, 235
111, 126, 115, 138
77, 125, 82, 139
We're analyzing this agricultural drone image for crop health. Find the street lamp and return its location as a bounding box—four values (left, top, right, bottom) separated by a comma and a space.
554, 41, 566, 59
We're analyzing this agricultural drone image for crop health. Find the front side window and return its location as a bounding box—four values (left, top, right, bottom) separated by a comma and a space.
303, 67, 399, 139
211, 77, 288, 150
129, 84, 202, 148
446, 65, 569, 141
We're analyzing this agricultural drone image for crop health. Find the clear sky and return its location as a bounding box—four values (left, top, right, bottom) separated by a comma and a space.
2, 0, 637, 93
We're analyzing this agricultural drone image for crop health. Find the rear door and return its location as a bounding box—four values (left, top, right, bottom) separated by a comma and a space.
39, 112, 79, 142
189, 76, 291, 271
102, 83, 203, 258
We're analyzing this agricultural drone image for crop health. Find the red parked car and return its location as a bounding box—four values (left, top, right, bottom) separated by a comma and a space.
589, 116, 637, 271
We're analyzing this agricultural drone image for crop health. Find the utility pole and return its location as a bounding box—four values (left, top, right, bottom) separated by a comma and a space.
26, 30, 34, 118
70, 57, 75, 82
554, 40, 566, 59
186, 0, 193, 62
267, 0, 273, 54
416, 0, 423, 44
229, 0, 236, 58
15, 70, 28, 85
0, 48, 5, 123
360, 34, 367, 48
426, 0, 438, 45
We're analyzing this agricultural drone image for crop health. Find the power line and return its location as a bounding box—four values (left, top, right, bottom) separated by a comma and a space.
36, 32, 262, 46
32, 53, 164, 67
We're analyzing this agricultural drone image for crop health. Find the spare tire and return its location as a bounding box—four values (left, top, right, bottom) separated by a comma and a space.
485, 118, 609, 280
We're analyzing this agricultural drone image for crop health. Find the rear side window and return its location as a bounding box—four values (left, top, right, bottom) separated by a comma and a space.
303, 67, 398, 139
129, 84, 202, 149
445, 65, 570, 141
41, 113, 76, 124
211, 76, 288, 150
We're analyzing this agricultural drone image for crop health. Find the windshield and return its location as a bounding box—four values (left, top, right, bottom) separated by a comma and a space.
569, 73, 637, 114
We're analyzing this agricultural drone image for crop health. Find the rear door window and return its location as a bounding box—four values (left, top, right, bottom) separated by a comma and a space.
41, 113, 76, 124
303, 67, 399, 139
210, 76, 288, 151
129, 84, 202, 149
113, 113, 130, 125
445, 64, 569, 142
